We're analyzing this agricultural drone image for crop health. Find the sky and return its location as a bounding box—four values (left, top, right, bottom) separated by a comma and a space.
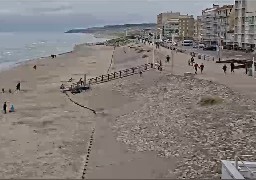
0, 0, 233, 32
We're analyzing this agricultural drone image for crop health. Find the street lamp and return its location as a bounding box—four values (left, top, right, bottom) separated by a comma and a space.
171, 33, 175, 74
217, 35, 224, 61
149, 31, 156, 65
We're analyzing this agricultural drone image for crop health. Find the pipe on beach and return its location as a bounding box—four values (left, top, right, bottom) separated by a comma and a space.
64, 92, 96, 114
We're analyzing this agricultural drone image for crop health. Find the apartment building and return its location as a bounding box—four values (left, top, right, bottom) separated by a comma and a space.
179, 15, 195, 39
157, 12, 180, 36
194, 16, 203, 41
157, 12, 194, 39
216, 5, 234, 45
235, 0, 256, 49
201, 4, 219, 45
163, 18, 179, 38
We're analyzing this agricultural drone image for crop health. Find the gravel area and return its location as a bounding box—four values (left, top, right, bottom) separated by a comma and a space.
109, 73, 256, 179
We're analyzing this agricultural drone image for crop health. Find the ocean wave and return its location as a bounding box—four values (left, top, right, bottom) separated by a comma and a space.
3, 51, 12, 55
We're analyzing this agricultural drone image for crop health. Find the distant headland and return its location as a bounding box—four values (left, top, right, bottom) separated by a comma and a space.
65, 23, 156, 34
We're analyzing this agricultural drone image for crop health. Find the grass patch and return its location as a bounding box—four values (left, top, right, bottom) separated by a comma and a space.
199, 96, 223, 106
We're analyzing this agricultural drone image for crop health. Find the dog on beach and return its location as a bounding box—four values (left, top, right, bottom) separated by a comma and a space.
51, 55, 57, 59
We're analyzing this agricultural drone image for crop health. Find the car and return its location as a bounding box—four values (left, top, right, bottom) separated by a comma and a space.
199, 44, 205, 48
203, 45, 217, 51
193, 43, 205, 48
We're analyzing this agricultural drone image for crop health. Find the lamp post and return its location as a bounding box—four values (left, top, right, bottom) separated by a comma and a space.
171, 33, 175, 74
149, 32, 156, 65
218, 36, 223, 62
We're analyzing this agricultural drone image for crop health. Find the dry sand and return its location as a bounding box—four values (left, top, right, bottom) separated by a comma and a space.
1, 42, 256, 179
0, 44, 114, 178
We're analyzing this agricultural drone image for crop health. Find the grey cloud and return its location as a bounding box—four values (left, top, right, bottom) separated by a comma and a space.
0, 0, 234, 32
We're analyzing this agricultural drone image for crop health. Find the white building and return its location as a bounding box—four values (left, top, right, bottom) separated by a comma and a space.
216, 5, 234, 46
222, 160, 256, 179
235, 0, 256, 49
163, 18, 179, 38
201, 4, 220, 45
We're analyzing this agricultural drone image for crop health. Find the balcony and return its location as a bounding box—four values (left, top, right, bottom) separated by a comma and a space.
242, 1, 246, 8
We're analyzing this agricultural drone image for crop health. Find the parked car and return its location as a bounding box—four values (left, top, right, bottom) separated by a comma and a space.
193, 44, 205, 48
203, 45, 217, 51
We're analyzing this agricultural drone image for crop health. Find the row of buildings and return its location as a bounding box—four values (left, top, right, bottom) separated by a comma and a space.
156, 0, 256, 49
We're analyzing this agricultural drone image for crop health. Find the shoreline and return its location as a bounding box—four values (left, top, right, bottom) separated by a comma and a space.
0, 36, 110, 73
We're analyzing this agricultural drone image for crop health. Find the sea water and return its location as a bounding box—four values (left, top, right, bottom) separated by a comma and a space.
0, 32, 107, 70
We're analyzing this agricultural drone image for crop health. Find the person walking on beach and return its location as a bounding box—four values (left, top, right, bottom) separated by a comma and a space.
16, 82, 21, 91
230, 62, 235, 73
139, 70, 143, 77
223, 64, 227, 75
166, 55, 170, 63
79, 78, 84, 86
3, 102, 7, 114
2, 88, 4, 93
194, 63, 199, 74
191, 56, 195, 66
200, 63, 204, 74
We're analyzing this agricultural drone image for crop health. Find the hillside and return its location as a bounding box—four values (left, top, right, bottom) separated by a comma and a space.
65, 23, 156, 34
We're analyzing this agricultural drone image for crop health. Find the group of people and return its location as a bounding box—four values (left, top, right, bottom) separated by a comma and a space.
2, 82, 20, 114
222, 62, 235, 74
188, 56, 205, 74
2, 82, 21, 94
3, 102, 15, 114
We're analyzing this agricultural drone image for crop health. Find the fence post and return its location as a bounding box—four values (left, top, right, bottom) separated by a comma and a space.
84, 74, 86, 86
132, 68, 135, 73
108, 74, 110, 81
114, 72, 116, 78
119, 71, 122, 77
101, 75, 104, 82
145, 64, 147, 70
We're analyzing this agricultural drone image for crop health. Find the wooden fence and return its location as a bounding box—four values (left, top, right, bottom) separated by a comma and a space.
88, 63, 157, 86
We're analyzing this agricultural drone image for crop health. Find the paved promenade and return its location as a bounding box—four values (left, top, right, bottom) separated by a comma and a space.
152, 45, 256, 99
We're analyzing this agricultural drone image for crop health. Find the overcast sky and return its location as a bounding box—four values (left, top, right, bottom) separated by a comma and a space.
0, 0, 233, 32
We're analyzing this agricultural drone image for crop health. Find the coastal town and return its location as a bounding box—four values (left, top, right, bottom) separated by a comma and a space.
154, 0, 256, 52
2, 0, 256, 180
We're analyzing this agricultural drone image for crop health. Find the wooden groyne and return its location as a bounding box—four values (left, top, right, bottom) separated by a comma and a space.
88, 63, 157, 86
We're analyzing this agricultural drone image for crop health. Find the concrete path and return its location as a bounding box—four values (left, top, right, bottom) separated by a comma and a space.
152, 45, 256, 99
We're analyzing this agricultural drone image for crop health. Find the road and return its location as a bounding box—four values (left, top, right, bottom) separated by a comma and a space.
179, 46, 254, 60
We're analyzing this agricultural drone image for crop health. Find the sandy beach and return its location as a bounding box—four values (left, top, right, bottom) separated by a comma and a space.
0, 44, 114, 178
1, 42, 256, 179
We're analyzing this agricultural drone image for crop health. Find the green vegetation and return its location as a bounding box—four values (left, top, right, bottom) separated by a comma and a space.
199, 96, 223, 106
65, 23, 156, 34
106, 37, 132, 46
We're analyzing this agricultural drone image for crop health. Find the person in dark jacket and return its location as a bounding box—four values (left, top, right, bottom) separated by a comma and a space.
194, 63, 199, 74
166, 55, 170, 63
16, 82, 21, 91
3, 102, 7, 114
223, 64, 227, 74
200, 63, 204, 74
230, 62, 235, 73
